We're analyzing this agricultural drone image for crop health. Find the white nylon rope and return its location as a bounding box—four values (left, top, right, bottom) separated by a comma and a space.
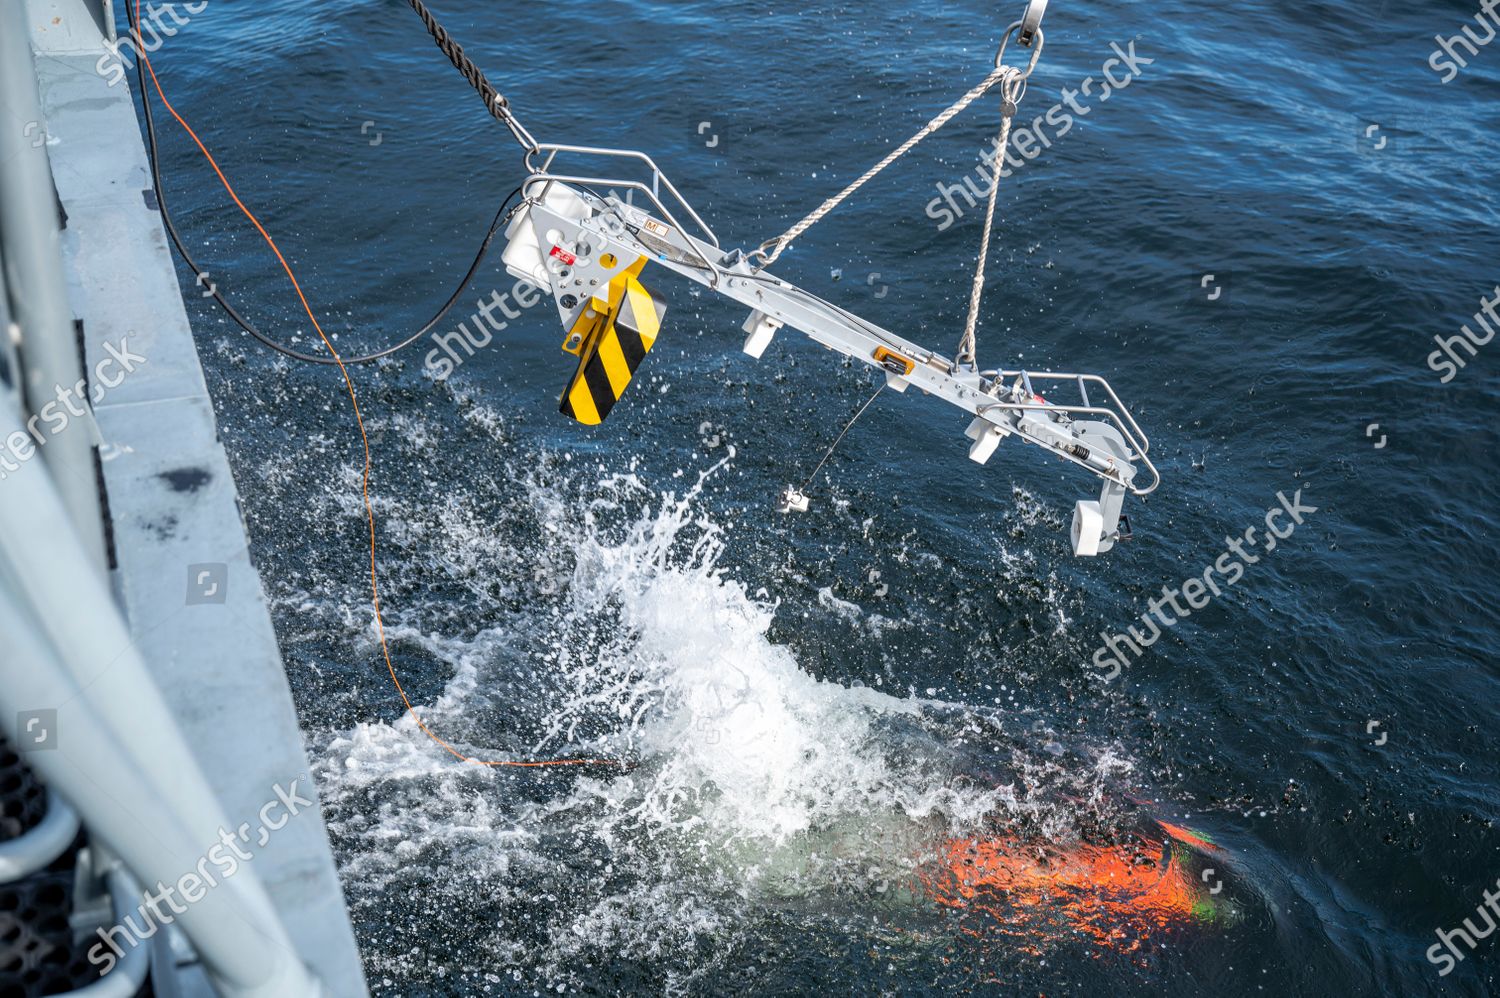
956, 69, 1027, 370
750, 65, 1026, 270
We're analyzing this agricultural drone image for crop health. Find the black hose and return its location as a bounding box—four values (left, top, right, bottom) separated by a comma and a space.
135, 29, 521, 366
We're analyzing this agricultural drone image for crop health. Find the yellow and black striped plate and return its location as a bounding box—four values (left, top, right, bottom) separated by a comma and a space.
560, 271, 666, 425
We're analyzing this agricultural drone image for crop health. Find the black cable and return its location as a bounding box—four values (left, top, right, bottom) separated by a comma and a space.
664, 245, 911, 353
136, 37, 523, 366
798, 381, 886, 494
743, 273, 908, 351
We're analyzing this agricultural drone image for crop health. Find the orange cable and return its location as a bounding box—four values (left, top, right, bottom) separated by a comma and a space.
134, 0, 612, 769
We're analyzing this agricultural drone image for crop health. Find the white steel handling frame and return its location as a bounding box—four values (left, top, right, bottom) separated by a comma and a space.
504, 147, 1160, 557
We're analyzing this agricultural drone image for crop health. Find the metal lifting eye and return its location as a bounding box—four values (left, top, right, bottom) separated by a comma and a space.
996, 22, 1046, 76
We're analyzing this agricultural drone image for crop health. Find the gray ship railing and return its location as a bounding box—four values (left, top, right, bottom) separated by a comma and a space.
1, 1, 360, 995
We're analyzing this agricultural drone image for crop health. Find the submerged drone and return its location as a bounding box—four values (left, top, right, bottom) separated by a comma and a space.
493, 0, 1159, 557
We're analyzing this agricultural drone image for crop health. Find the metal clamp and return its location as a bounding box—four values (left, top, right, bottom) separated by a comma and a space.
1016, 0, 1048, 47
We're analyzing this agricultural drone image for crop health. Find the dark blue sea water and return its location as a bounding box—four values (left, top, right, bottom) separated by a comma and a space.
124, 0, 1500, 993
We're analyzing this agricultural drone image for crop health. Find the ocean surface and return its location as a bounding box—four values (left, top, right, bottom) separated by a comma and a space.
123, 0, 1499, 993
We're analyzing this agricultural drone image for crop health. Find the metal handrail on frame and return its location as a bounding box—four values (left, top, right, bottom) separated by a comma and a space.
522, 144, 729, 286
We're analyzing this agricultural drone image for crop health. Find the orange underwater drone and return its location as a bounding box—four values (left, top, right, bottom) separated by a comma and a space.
919, 812, 1231, 952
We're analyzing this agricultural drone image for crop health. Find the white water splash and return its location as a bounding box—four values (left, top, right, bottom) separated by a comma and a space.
311, 452, 1134, 990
